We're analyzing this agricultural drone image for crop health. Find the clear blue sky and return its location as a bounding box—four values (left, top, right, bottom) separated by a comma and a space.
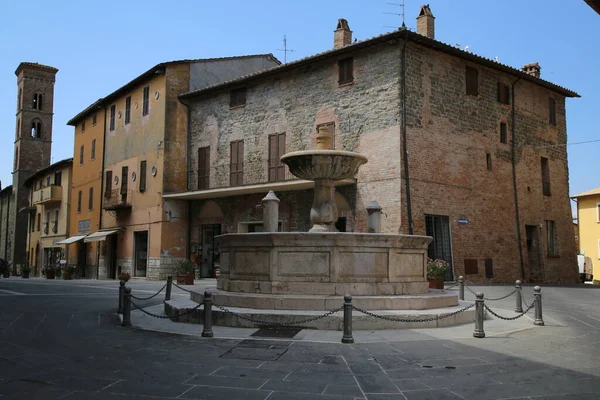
0, 0, 597, 213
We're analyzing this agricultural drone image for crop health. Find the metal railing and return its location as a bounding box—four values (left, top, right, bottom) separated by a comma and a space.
104, 189, 132, 210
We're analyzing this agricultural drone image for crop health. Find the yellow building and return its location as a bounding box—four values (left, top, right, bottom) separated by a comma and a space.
571, 188, 600, 280
23, 158, 73, 276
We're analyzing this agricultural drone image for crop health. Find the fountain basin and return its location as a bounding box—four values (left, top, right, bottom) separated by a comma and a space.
280, 150, 367, 181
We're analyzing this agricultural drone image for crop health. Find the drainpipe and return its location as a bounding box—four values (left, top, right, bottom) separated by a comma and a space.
97, 105, 107, 279
400, 37, 414, 234
185, 104, 192, 260
5, 193, 10, 261
510, 78, 526, 281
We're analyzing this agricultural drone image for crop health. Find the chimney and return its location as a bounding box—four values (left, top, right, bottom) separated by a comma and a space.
334, 19, 352, 49
416, 4, 435, 39
522, 62, 541, 79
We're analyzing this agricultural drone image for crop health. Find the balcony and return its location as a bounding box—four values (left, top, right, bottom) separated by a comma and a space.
103, 189, 132, 211
33, 185, 62, 206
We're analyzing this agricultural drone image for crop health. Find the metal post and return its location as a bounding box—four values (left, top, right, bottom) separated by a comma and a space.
118, 280, 125, 314
515, 280, 523, 313
341, 294, 354, 344
165, 275, 172, 302
473, 292, 485, 338
122, 287, 132, 327
202, 291, 214, 337
458, 276, 464, 301
534, 286, 544, 326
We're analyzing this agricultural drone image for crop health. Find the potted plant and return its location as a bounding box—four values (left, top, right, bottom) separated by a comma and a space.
173, 259, 196, 285
42, 266, 56, 280
62, 265, 76, 280
21, 266, 31, 279
427, 258, 449, 289
55, 266, 61, 279
118, 272, 131, 282
0, 259, 9, 278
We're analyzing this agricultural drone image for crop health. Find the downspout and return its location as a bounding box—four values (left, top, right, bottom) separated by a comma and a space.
510, 78, 526, 281
5, 193, 10, 261
400, 37, 414, 234
185, 102, 192, 261
97, 105, 107, 279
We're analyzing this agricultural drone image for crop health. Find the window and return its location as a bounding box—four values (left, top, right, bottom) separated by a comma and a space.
88, 187, 94, 210
92, 114, 97, 126
120, 166, 128, 195
197, 147, 210, 190
46, 176, 51, 187
33, 93, 43, 110
465, 66, 479, 96
500, 122, 508, 144
142, 86, 150, 116
229, 88, 246, 108
37, 213, 40, 231
77, 190, 82, 213
549, 98, 556, 126
125, 96, 131, 124
53, 210, 58, 234
44, 211, 50, 234
597, 203, 600, 223
497, 82, 510, 105
16, 118, 20, 138
486, 153, 492, 171
338, 57, 354, 85
105, 170, 113, 198
18, 88, 22, 109
81, 121, 86, 133
30, 214, 34, 232
31, 121, 42, 138
110, 105, 116, 131
546, 220, 557, 257
139, 160, 147, 192
91, 139, 96, 160
268, 133, 286, 182
54, 171, 62, 186
79, 145, 84, 165
541, 157, 551, 196
464, 259, 478, 275
230, 140, 244, 186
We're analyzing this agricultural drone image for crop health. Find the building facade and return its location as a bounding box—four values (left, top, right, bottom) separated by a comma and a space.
571, 188, 600, 280
23, 159, 73, 276
0, 63, 57, 273
168, 7, 579, 283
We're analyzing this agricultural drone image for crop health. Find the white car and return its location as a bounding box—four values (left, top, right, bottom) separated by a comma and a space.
577, 255, 593, 283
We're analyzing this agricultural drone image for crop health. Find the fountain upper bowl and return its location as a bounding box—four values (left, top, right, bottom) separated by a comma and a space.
280, 150, 368, 181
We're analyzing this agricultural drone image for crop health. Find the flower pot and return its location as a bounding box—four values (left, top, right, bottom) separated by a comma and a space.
177, 273, 194, 285
428, 278, 444, 290
46, 271, 56, 280
118, 273, 130, 282
62, 273, 72, 280
22, 272, 30, 279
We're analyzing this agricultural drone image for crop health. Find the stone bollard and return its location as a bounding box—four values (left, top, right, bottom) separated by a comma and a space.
341, 294, 354, 344
165, 275, 173, 302
262, 191, 280, 232
534, 286, 544, 326
458, 276, 464, 301
515, 280, 523, 313
473, 292, 485, 338
118, 280, 125, 314
121, 287, 132, 327
366, 201, 382, 233
202, 291, 214, 337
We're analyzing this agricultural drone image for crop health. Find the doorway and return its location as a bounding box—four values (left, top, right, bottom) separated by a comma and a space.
199, 224, 220, 278
77, 241, 87, 277
526, 225, 544, 282
134, 231, 148, 278
425, 214, 454, 281
105, 236, 118, 279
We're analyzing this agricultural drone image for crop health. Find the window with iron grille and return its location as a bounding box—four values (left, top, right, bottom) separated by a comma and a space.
500, 122, 508, 144
497, 82, 510, 105
142, 86, 150, 116
338, 57, 354, 85
230, 140, 244, 186
425, 214, 454, 281
139, 160, 147, 192
77, 191, 82, 213
88, 187, 94, 210
229, 88, 246, 108
110, 105, 116, 131
105, 170, 112, 198
197, 147, 209, 190
91, 139, 96, 160
541, 157, 551, 196
268, 133, 286, 182
549, 98, 556, 126
546, 220, 558, 257
465, 66, 479, 96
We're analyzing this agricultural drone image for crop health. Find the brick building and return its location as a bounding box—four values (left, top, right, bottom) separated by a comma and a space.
166, 6, 580, 283
0, 63, 57, 274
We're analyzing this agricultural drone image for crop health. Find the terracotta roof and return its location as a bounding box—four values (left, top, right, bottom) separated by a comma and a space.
67, 54, 281, 125
15, 62, 59, 76
585, 0, 600, 14
571, 187, 600, 199
23, 158, 73, 187
180, 29, 579, 100
67, 99, 103, 126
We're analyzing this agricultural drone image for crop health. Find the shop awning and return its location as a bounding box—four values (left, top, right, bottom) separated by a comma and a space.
55, 234, 88, 245
84, 229, 120, 243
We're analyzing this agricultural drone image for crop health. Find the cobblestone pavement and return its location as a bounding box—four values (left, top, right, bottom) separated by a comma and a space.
0, 277, 599, 399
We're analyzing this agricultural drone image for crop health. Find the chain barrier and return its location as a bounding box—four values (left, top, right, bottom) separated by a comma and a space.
214, 304, 343, 327
130, 283, 167, 301
484, 302, 534, 321
444, 283, 458, 290
351, 303, 475, 323
130, 299, 202, 320
464, 284, 516, 301
520, 290, 533, 309
172, 282, 192, 293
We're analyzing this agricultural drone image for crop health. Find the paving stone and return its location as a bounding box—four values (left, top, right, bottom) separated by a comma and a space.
415, 373, 498, 389
260, 379, 328, 394
104, 380, 190, 397
355, 372, 400, 394
402, 388, 465, 399
347, 361, 382, 375
185, 374, 267, 389
268, 391, 357, 400
220, 346, 288, 361
50, 376, 118, 391
306, 361, 351, 374
532, 394, 600, 400
323, 384, 364, 397
284, 370, 358, 385
181, 385, 272, 400
384, 367, 428, 380
391, 379, 429, 391
364, 395, 406, 400
212, 365, 290, 380
449, 383, 538, 400
258, 360, 308, 372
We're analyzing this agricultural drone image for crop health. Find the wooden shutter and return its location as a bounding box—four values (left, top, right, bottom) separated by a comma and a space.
88, 187, 93, 210
77, 191, 82, 213
105, 170, 113, 198
197, 148, 209, 189
497, 83, 510, 104
464, 259, 478, 275
268, 135, 277, 182
121, 166, 128, 195
338, 57, 354, 84
230, 141, 243, 186
139, 160, 147, 192
465, 66, 478, 95
237, 141, 244, 185
549, 98, 556, 125
277, 133, 285, 181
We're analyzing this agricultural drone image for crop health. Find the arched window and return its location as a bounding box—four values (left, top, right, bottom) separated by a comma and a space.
31, 121, 42, 138
14, 146, 18, 170
18, 88, 22, 110
32, 93, 43, 110
16, 118, 20, 138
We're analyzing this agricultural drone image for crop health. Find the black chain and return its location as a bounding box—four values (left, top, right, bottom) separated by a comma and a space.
484, 302, 534, 321
464, 285, 517, 301
130, 283, 167, 301
352, 303, 475, 323
445, 283, 458, 290
130, 299, 202, 319
172, 283, 192, 293
213, 304, 343, 327
520, 290, 533, 309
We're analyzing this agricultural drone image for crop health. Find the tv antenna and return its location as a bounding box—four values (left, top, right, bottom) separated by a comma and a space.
277, 35, 296, 64
384, 1, 406, 29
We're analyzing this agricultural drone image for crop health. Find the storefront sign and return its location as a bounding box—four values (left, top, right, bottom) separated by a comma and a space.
78, 219, 90, 233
